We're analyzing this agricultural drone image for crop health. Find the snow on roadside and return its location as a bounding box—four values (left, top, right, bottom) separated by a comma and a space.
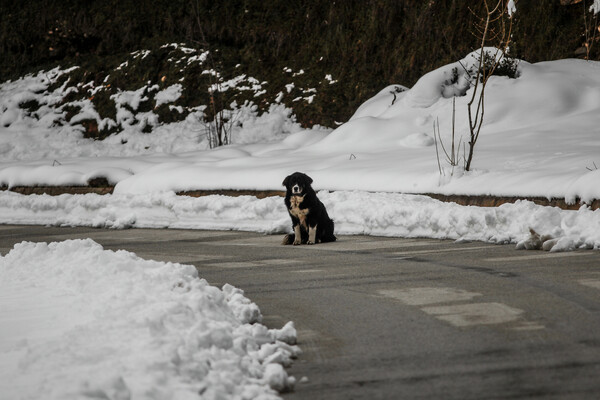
1, 190, 599, 252
0, 238, 299, 400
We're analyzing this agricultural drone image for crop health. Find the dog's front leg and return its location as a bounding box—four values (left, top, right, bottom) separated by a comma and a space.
308, 224, 317, 245
293, 224, 302, 245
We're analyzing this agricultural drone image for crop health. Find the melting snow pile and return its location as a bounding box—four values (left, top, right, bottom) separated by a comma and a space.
1, 190, 599, 252
0, 239, 299, 400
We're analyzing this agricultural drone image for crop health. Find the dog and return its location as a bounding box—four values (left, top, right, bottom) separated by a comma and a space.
282, 172, 336, 245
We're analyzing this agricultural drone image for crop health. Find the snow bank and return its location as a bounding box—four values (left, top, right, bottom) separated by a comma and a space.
1, 190, 599, 251
0, 239, 299, 400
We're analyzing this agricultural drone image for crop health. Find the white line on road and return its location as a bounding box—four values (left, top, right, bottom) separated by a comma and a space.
136, 253, 230, 263
205, 261, 263, 269
379, 287, 482, 306
578, 278, 600, 290
421, 302, 524, 327
288, 238, 443, 252
485, 252, 596, 262
205, 259, 303, 269
392, 245, 491, 256
259, 259, 302, 265
291, 269, 326, 273
511, 321, 546, 331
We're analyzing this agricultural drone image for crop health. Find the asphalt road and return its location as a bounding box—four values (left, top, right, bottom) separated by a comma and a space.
1, 225, 600, 399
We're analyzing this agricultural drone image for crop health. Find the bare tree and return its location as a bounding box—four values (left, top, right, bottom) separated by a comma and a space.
433, 97, 463, 176
463, 0, 516, 171
583, 0, 599, 60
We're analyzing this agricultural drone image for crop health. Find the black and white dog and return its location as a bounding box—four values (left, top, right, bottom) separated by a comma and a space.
282, 172, 336, 245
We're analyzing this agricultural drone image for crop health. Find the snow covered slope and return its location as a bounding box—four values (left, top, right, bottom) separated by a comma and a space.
1, 51, 598, 202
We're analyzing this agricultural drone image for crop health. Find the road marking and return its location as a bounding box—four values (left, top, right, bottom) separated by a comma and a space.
204, 261, 262, 269
259, 259, 302, 265
318, 240, 437, 252
204, 259, 304, 269
392, 245, 491, 256
139, 253, 226, 263
379, 287, 481, 306
578, 279, 600, 290
221, 237, 442, 252
421, 302, 524, 327
380, 286, 542, 329
383, 240, 443, 248
291, 269, 325, 273
485, 252, 595, 262
53, 230, 239, 242
511, 321, 545, 331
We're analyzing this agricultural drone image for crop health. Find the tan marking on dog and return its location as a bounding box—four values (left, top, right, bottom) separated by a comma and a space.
293, 224, 302, 245
289, 195, 309, 230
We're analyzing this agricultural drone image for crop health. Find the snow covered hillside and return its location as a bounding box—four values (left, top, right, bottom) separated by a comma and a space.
0, 44, 329, 162
1, 50, 599, 203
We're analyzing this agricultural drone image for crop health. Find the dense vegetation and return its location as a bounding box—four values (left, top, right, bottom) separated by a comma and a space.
1, 0, 598, 127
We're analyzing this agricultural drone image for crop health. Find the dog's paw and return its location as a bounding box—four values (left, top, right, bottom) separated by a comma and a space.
306, 240, 314, 245
293, 239, 302, 245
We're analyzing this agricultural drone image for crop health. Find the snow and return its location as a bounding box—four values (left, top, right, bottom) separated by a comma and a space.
0, 50, 599, 251
112, 87, 150, 111
0, 87, 310, 163
0, 48, 599, 399
507, 0, 516, 16
3, 52, 599, 203
0, 190, 599, 251
324, 74, 338, 85
155, 84, 183, 107
0, 239, 299, 400
209, 74, 264, 94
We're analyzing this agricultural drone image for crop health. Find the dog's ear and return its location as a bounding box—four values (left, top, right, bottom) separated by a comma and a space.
304, 174, 313, 185
282, 175, 290, 187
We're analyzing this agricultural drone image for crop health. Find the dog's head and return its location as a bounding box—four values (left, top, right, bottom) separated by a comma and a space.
282, 172, 313, 195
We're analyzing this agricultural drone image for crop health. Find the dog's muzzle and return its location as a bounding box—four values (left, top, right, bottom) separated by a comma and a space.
292, 184, 301, 194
